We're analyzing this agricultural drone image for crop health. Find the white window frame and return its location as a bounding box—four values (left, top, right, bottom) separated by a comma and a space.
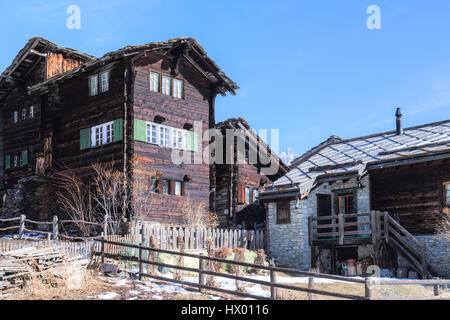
13, 111, 18, 123
21, 108, 26, 120
150, 72, 160, 92
145, 121, 187, 150
90, 75, 98, 96
29, 106, 34, 119
13, 154, 19, 168
175, 181, 182, 196
245, 187, 251, 204
100, 71, 109, 93
91, 121, 114, 147
253, 189, 259, 203
162, 75, 171, 96
172, 78, 183, 99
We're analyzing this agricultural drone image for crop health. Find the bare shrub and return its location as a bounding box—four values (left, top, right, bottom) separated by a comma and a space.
174, 235, 185, 281
213, 247, 232, 273
53, 170, 100, 237
233, 248, 246, 292
205, 239, 217, 288
249, 249, 266, 275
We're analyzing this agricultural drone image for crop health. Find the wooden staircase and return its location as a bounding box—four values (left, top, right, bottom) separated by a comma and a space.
375, 212, 436, 279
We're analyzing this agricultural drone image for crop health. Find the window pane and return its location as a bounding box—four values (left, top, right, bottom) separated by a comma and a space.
22, 108, 26, 120
245, 187, 251, 203
163, 180, 169, 194
13, 111, 18, 123
175, 181, 182, 196
101, 72, 109, 92
29, 106, 34, 118
150, 72, 160, 92
162, 76, 171, 95
173, 79, 183, 98
150, 178, 157, 193
90, 76, 98, 96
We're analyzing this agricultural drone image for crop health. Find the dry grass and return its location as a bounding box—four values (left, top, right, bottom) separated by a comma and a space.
2, 260, 112, 300
263, 272, 450, 300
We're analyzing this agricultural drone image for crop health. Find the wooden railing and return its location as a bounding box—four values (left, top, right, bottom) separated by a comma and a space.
0, 215, 107, 241
94, 238, 370, 300
308, 211, 434, 279
309, 212, 374, 245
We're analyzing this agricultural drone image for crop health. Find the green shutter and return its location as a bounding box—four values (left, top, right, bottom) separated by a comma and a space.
186, 131, 199, 152
113, 118, 123, 142
134, 118, 147, 142
80, 128, 92, 150
21, 150, 28, 166
5, 155, 10, 170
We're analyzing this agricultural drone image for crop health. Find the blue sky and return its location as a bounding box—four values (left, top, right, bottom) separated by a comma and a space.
1, 0, 450, 155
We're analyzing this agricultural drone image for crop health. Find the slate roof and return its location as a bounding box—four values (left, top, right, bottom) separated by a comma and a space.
266, 119, 450, 197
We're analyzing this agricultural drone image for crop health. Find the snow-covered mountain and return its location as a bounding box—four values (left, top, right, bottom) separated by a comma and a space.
279, 147, 299, 165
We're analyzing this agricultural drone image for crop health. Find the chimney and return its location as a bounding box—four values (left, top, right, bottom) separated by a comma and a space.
395, 108, 403, 135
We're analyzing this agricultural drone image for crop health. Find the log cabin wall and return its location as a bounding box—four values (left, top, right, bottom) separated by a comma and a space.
370, 158, 450, 235
131, 53, 212, 224
52, 62, 126, 177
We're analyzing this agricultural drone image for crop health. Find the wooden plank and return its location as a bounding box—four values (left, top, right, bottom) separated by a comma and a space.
338, 214, 344, 245
384, 212, 390, 243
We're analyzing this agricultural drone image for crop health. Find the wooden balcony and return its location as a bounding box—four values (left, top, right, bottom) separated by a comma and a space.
308, 212, 379, 246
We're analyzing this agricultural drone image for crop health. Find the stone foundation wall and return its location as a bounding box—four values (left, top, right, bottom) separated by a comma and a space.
397, 234, 450, 279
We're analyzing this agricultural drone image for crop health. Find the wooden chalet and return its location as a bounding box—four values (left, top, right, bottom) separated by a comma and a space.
213, 118, 289, 228
260, 110, 450, 279
0, 37, 238, 224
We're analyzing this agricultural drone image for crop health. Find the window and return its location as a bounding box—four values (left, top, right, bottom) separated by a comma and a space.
150, 72, 160, 92
338, 194, 354, 215
175, 181, 182, 196
444, 182, 450, 206
173, 129, 186, 150
253, 189, 259, 203
245, 187, 251, 204
92, 121, 114, 147
150, 178, 158, 193
162, 180, 170, 195
276, 202, 291, 224
162, 76, 171, 95
89, 75, 98, 96
173, 79, 183, 99
146, 123, 158, 144
160, 126, 171, 147
13, 111, 18, 123
100, 72, 109, 93
29, 106, 34, 119
22, 108, 26, 120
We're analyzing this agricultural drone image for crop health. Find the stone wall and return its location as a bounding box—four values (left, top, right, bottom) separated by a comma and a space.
397, 234, 450, 279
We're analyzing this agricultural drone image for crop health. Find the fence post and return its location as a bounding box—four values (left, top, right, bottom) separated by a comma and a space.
100, 234, 105, 266
365, 278, 372, 300
139, 245, 143, 281
338, 214, 344, 245
103, 214, 108, 237
370, 211, 377, 244
19, 215, 25, 239
270, 260, 277, 300
52, 216, 59, 241
307, 277, 315, 300
433, 278, 440, 297
198, 253, 205, 293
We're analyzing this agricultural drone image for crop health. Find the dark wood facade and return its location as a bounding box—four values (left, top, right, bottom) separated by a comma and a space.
370, 158, 450, 235
0, 37, 238, 224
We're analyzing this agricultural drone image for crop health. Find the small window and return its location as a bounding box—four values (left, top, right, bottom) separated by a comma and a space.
22, 108, 27, 120
13, 111, 18, 123
29, 106, 34, 119
276, 202, 291, 224
173, 78, 183, 99
92, 121, 114, 147
89, 75, 98, 96
175, 181, 182, 196
245, 187, 251, 204
160, 126, 171, 147
253, 189, 259, 203
150, 178, 157, 193
146, 123, 158, 144
13, 154, 19, 168
100, 71, 109, 93
150, 72, 160, 92
338, 194, 354, 214
163, 180, 170, 194
444, 182, 450, 206
173, 129, 186, 149
162, 76, 171, 96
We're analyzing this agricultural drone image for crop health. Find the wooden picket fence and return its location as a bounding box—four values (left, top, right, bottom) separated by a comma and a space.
129, 222, 265, 251
0, 239, 95, 260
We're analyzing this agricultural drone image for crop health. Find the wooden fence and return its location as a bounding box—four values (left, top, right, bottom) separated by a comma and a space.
0, 239, 94, 260
130, 222, 265, 251
0, 215, 107, 241
94, 238, 370, 300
